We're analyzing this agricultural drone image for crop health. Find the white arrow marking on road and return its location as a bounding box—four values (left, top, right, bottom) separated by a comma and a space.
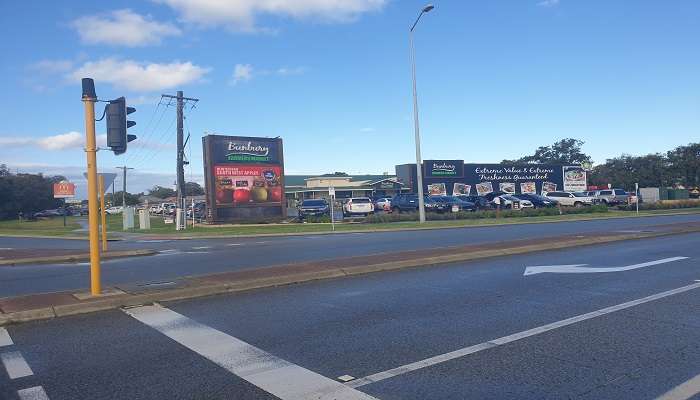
523, 256, 689, 276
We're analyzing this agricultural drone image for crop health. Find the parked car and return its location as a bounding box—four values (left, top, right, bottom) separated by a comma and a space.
455, 195, 493, 210
545, 191, 597, 207
493, 194, 534, 209
297, 199, 330, 219
513, 193, 558, 208
105, 206, 124, 215
33, 209, 63, 218
431, 196, 477, 212
391, 194, 445, 213
593, 189, 629, 205
483, 191, 507, 202
373, 197, 392, 212
343, 197, 374, 217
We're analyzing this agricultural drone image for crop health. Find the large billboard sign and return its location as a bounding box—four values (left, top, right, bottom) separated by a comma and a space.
203, 135, 285, 223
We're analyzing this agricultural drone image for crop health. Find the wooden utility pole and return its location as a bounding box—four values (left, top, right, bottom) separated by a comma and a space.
161, 91, 198, 230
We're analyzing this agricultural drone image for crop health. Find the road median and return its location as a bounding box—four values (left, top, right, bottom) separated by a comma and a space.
0, 249, 156, 266
1, 222, 699, 326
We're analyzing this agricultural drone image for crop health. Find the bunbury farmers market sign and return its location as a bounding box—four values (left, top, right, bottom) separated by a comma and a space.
226, 140, 273, 163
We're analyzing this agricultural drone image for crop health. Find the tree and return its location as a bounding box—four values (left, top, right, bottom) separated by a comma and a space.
666, 143, 700, 188
503, 138, 592, 165
0, 171, 65, 219
148, 185, 176, 199
184, 182, 204, 196
105, 191, 141, 206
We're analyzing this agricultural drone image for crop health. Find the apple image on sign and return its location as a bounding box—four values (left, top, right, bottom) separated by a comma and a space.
251, 187, 268, 202
233, 188, 251, 203
269, 186, 282, 202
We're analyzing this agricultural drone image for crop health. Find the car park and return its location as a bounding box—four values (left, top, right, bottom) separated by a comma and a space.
513, 193, 558, 208
430, 196, 477, 212
297, 199, 330, 219
343, 197, 374, 217
545, 191, 597, 207
593, 189, 629, 205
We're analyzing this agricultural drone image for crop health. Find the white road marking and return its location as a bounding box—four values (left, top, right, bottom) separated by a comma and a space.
347, 281, 700, 388
254, 241, 269, 244
1, 350, 34, 379
191, 246, 212, 250
338, 375, 356, 382
124, 305, 378, 400
0, 327, 13, 347
655, 373, 700, 400
226, 243, 242, 246
0, 247, 13, 250
17, 386, 50, 400
523, 256, 689, 276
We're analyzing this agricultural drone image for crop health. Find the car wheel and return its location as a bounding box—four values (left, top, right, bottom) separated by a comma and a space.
392, 207, 400, 214
574, 202, 583, 208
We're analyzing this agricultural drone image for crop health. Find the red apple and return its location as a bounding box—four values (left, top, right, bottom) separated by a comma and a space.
216, 188, 230, 203
233, 188, 251, 203
269, 186, 282, 202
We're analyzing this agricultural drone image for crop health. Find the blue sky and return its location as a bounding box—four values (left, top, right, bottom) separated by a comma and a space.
1, 0, 698, 196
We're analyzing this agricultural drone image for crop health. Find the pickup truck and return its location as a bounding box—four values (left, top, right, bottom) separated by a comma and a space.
593, 189, 629, 205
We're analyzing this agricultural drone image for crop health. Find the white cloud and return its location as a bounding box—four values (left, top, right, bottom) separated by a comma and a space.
30, 60, 74, 74
537, 0, 560, 7
276, 66, 306, 76
231, 63, 254, 85
0, 131, 84, 151
155, 0, 387, 32
69, 58, 210, 92
72, 9, 181, 47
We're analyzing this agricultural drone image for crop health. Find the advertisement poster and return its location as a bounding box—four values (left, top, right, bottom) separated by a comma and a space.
541, 182, 557, 194
425, 160, 464, 178
53, 181, 75, 198
563, 166, 587, 192
453, 183, 471, 196
476, 182, 494, 196
428, 183, 447, 196
499, 182, 515, 194
203, 135, 285, 223
213, 165, 283, 205
520, 182, 536, 194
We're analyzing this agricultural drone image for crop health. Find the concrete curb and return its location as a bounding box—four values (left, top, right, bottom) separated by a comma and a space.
1, 226, 699, 326
139, 209, 700, 240
0, 249, 156, 266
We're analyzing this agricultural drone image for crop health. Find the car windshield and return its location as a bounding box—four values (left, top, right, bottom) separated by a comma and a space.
351, 198, 370, 203
302, 200, 326, 206
573, 192, 588, 197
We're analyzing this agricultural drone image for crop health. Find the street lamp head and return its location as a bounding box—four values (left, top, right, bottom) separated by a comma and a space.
422, 4, 435, 13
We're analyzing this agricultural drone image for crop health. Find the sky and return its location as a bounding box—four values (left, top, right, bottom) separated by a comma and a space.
1, 0, 698, 198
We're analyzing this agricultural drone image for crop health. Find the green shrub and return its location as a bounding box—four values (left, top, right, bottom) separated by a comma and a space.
618, 200, 700, 211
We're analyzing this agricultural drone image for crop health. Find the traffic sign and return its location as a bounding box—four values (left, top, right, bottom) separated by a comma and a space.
84, 172, 117, 190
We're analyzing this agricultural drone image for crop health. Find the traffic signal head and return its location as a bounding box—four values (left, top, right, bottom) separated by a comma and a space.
106, 97, 137, 155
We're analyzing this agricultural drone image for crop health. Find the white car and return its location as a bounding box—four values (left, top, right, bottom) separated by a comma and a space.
343, 197, 374, 217
374, 198, 392, 211
105, 206, 123, 215
494, 194, 534, 209
545, 191, 597, 207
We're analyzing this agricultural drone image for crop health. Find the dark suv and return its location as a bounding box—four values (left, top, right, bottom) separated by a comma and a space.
297, 199, 330, 219
391, 194, 444, 213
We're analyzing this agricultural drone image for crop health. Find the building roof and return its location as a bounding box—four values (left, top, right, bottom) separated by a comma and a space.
285, 174, 395, 188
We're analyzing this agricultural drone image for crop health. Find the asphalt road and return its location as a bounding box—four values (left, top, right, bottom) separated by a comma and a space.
1, 233, 699, 399
2, 213, 700, 297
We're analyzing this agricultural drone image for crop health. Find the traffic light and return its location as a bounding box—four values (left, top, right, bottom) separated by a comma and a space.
106, 97, 136, 155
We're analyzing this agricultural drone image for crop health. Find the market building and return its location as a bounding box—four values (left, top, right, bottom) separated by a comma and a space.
396, 161, 587, 196
284, 174, 408, 203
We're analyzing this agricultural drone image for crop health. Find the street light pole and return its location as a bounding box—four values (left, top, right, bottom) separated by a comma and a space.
410, 4, 434, 223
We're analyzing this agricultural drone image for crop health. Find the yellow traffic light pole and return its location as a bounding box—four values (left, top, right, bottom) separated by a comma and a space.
99, 175, 107, 252
82, 79, 101, 296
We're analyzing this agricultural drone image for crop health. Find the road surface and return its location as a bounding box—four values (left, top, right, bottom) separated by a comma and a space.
1, 213, 699, 297
1, 233, 699, 399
